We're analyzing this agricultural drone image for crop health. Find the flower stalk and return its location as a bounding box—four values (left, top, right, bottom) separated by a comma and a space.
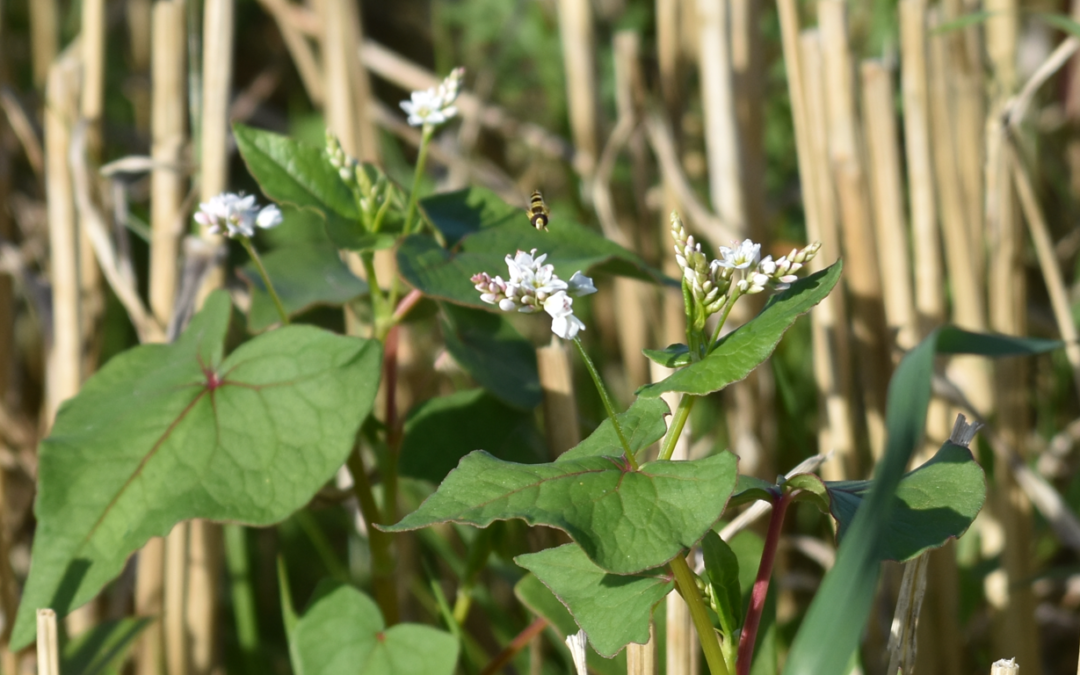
238, 236, 289, 327
572, 337, 638, 470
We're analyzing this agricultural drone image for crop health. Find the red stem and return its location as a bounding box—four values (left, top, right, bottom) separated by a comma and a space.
736, 490, 794, 675
392, 288, 424, 323
479, 617, 549, 675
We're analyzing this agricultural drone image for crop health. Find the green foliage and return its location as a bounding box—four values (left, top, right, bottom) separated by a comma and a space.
702, 531, 742, 637
399, 389, 545, 483
439, 303, 542, 410
782, 328, 1062, 675
516, 543, 673, 658
384, 450, 738, 574
638, 262, 843, 398
10, 292, 382, 649
241, 241, 368, 331
62, 619, 150, 675
290, 582, 458, 675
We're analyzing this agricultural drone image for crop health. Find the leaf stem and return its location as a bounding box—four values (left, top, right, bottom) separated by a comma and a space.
479, 617, 548, 675
658, 394, 697, 461
670, 554, 729, 675
382, 323, 402, 525
345, 445, 399, 625
736, 490, 794, 675
240, 236, 289, 326
402, 123, 434, 237
709, 290, 741, 350
571, 336, 638, 470
224, 524, 261, 675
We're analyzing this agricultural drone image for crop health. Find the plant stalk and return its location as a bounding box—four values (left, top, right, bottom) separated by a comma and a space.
402, 123, 434, 237
223, 524, 260, 675
658, 394, 696, 461
736, 490, 794, 675
345, 446, 399, 625
240, 237, 289, 326
670, 554, 729, 675
572, 336, 638, 469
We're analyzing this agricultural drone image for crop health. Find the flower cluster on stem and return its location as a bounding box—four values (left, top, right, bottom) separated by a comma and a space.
194, 192, 282, 239
399, 67, 466, 128
326, 131, 394, 233
471, 249, 596, 339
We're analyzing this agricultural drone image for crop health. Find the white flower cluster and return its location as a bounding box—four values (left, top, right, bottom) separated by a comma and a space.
194, 192, 282, 239
400, 67, 465, 128
326, 129, 359, 184
472, 249, 596, 340
671, 213, 820, 314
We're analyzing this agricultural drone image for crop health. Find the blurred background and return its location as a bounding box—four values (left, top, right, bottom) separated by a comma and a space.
1, 0, 1080, 673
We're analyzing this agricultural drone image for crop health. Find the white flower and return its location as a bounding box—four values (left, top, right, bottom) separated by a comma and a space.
473, 250, 593, 339
194, 192, 282, 238
567, 271, 597, 297
717, 238, 761, 269
399, 67, 465, 127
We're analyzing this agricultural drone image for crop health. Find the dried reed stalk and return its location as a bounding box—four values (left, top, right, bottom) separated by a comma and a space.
44, 46, 82, 426
126, 0, 153, 131
1008, 144, 1080, 398
321, 0, 377, 161
982, 1, 1040, 667
656, 0, 683, 125
860, 61, 917, 352
797, 30, 857, 481
30, 0, 58, 88
819, 0, 891, 462
697, 0, 746, 235
991, 658, 1019, 674
149, 0, 188, 328
36, 609, 60, 675
537, 339, 581, 458
136, 4, 188, 672
81, 0, 105, 155
626, 621, 657, 675
164, 522, 189, 675
256, 0, 324, 105
729, 0, 765, 239
557, 0, 599, 176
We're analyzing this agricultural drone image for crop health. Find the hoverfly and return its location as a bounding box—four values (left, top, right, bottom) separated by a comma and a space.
527, 190, 550, 231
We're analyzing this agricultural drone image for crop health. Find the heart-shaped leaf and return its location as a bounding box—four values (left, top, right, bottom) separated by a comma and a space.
290, 582, 458, 675
382, 450, 738, 574
514, 574, 627, 675
557, 397, 670, 462
9, 292, 382, 649
637, 261, 842, 398
516, 543, 673, 658
399, 188, 672, 308
399, 389, 545, 484
440, 303, 542, 410
241, 241, 368, 331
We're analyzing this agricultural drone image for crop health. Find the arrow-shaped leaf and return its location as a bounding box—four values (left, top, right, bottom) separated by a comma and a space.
637, 261, 842, 398
516, 543, 673, 658
10, 292, 382, 649
382, 450, 738, 574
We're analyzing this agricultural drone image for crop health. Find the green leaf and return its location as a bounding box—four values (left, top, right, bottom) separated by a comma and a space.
399, 389, 545, 484
729, 475, 778, 508
440, 303, 542, 410
701, 531, 742, 635
241, 241, 368, 331
514, 574, 628, 675
234, 124, 380, 250
399, 188, 671, 308
782, 328, 1061, 675
62, 618, 150, 675
10, 292, 383, 649
516, 544, 673, 658
637, 262, 843, 398
643, 344, 691, 368
818, 442, 985, 561
290, 582, 458, 675
383, 450, 738, 574
1033, 12, 1080, 40
558, 396, 670, 462
931, 10, 994, 34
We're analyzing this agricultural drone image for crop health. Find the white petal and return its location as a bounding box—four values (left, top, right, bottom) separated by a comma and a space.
567, 271, 596, 296
256, 204, 283, 229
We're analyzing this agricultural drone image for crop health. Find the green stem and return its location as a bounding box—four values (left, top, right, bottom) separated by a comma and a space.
345, 446, 399, 625
402, 123, 434, 237
241, 237, 289, 326
224, 524, 261, 675
670, 555, 730, 675
709, 290, 741, 349
658, 394, 697, 461
571, 337, 638, 470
